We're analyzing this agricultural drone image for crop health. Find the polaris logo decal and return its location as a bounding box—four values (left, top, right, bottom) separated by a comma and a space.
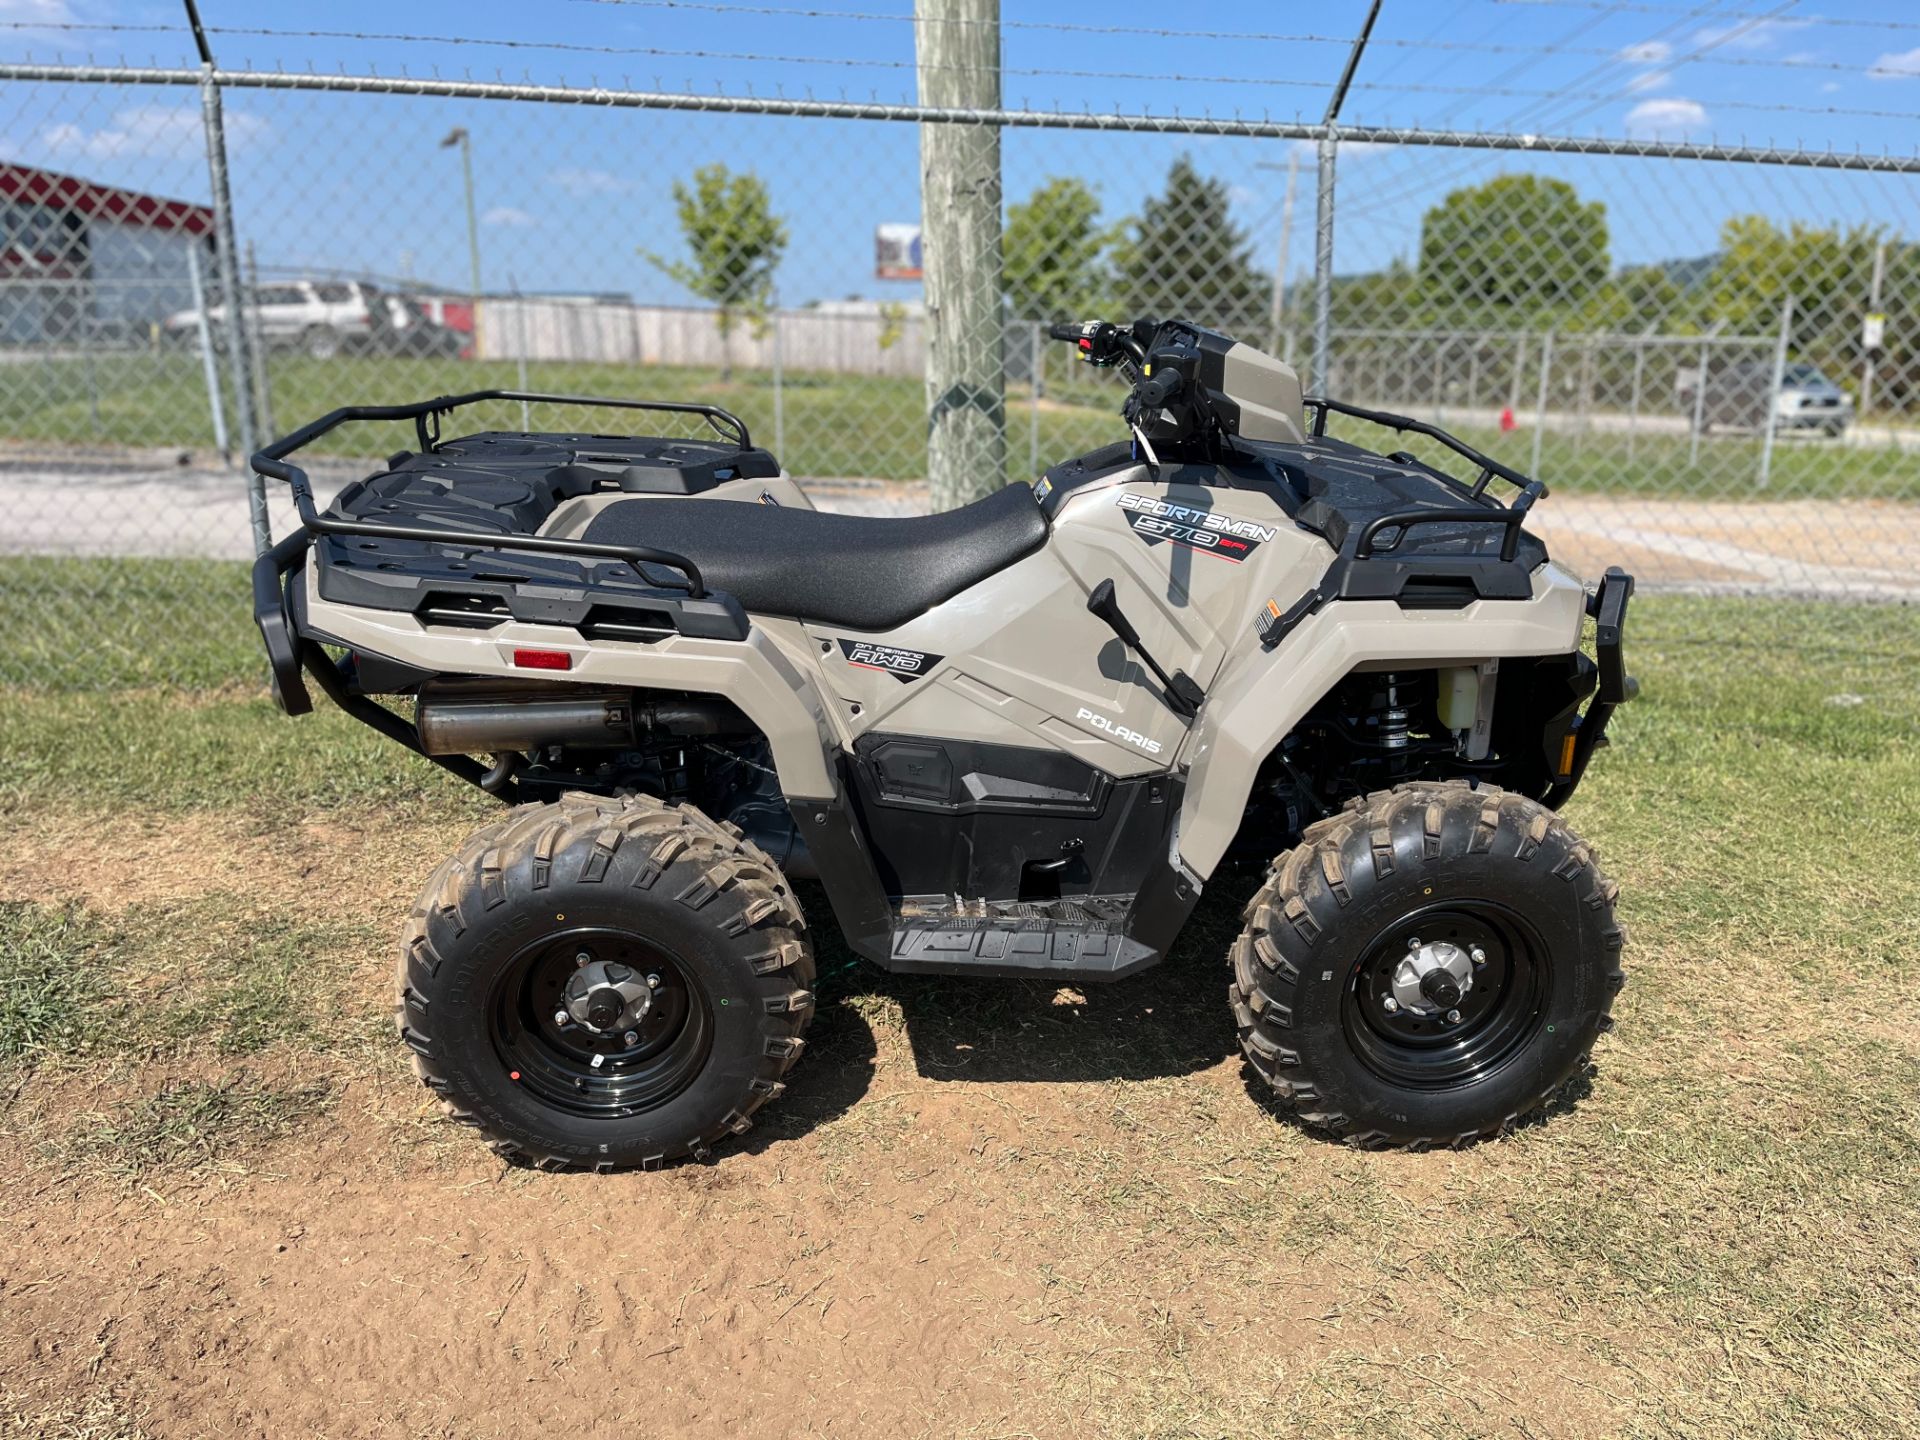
1076, 706, 1163, 755
838, 638, 943, 683
1115, 493, 1276, 562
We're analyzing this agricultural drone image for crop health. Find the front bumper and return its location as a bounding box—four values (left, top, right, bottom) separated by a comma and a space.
1545, 566, 1635, 807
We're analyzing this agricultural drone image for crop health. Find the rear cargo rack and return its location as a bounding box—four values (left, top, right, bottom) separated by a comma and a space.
250, 390, 757, 725
251, 389, 756, 598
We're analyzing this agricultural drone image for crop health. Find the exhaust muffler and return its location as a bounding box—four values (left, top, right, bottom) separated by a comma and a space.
415, 680, 748, 756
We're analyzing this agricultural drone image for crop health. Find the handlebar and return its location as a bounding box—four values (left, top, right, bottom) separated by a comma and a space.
1046, 319, 1147, 370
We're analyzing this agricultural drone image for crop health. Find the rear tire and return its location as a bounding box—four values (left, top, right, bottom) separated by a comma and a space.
397, 794, 814, 1171
1230, 781, 1624, 1148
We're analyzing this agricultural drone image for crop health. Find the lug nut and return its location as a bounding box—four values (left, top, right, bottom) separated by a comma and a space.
1446, 1009, 1462, 1023
1383, 996, 1400, 1013
1406, 937, 1421, 949
553, 1009, 570, 1027
646, 973, 661, 989
1470, 947, 1487, 965
575, 952, 591, 968
623, 1030, 639, 1046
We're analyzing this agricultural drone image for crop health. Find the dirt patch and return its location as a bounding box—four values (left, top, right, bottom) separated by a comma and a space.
0, 1067, 1644, 1440
4, 793, 1909, 1438
0, 808, 471, 919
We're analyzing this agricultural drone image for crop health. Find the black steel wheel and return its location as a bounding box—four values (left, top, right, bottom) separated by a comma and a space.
488, 929, 715, 1121
1231, 781, 1625, 1148
398, 794, 814, 1171
1341, 902, 1550, 1092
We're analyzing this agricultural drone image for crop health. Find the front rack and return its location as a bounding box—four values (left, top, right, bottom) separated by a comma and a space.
251, 389, 758, 599
1302, 395, 1549, 564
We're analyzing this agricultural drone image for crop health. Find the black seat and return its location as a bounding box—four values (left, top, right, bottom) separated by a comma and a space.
580, 483, 1050, 631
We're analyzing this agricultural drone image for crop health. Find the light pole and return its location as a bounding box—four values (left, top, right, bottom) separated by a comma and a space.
441, 126, 482, 352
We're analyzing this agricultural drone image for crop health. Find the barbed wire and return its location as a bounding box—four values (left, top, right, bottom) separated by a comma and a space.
1490, 0, 1920, 31
6, 21, 1910, 106
4, 61, 1916, 172
1341, 1, 1806, 227
3, 18, 1900, 80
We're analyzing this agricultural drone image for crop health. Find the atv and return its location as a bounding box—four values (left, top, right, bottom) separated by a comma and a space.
251, 317, 1634, 1169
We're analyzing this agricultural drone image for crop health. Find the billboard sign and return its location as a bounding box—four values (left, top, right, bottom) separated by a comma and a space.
876, 223, 922, 280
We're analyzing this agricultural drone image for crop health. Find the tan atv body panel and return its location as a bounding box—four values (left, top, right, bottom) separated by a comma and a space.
301, 450, 1586, 883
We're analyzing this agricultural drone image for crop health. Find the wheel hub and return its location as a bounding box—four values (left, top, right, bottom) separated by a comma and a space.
562, 959, 654, 1035
1391, 939, 1475, 1017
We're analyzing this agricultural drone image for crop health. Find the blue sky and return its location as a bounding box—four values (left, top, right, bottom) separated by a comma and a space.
5, 1, 1920, 304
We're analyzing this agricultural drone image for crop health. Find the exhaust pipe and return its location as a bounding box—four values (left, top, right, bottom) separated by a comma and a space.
415, 682, 748, 756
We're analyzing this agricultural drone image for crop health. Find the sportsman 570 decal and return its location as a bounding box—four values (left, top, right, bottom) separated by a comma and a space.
1115, 492, 1277, 562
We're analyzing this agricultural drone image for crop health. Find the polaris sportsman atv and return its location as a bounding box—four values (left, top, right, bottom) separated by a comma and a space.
252, 317, 1634, 1169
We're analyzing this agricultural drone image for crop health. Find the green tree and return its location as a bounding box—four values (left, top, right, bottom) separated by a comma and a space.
1576, 263, 1691, 334
1113, 155, 1269, 334
643, 163, 788, 381
1418, 175, 1609, 313
1002, 177, 1111, 321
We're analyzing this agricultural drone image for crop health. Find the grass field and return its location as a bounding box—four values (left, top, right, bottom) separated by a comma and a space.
1, 586, 1917, 1437
13, 350, 1918, 500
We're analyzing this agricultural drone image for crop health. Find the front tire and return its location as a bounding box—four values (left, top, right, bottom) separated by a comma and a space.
397, 794, 814, 1170
1230, 781, 1624, 1148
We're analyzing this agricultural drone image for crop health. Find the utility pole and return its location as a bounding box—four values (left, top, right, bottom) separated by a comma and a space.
1263, 148, 1300, 358
915, 0, 1004, 510
1311, 0, 1382, 396
1861, 238, 1886, 420
442, 127, 483, 355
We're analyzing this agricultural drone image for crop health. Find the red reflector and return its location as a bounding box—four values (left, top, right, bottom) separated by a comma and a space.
512, 648, 572, 671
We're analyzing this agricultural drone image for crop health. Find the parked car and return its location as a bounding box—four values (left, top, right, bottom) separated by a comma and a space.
1678, 360, 1853, 436
380, 294, 466, 358
163, 278, 392, 360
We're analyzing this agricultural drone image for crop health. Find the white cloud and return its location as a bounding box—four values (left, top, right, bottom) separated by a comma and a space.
1285, 137, 1392, 160
550, 166, 633, 196
1868, 47, 1920, 81
1625, 98, 1709, 137
0, 0, 75, 23
1694, 18, 1808, 53
1618, 40, 1672, 66
42, 105, 269, 160
1626, 69, 1671, 94
482, 206, 539, 228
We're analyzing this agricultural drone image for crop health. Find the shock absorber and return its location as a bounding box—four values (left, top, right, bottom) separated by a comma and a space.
1376, 672, 1412, 755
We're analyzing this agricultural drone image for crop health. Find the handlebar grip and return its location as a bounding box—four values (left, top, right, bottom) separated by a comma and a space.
1048, 322, 1084, 342
1135, 371, 1183, 408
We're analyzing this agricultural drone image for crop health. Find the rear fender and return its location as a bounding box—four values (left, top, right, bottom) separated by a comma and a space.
1174, 565, 1588, 877
300, 574, 842, 801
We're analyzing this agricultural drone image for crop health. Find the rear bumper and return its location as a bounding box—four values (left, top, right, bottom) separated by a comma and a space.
253, 529, 313, 717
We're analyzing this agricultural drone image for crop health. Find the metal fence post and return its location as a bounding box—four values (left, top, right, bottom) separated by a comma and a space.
185, 242, 229, 455
1028, 320, 1041, 476
1312, 133, 1336, 395
1531, 330, 1554, 480
1689, 329, 1712, 467
244, 239, 274, 440
771, 302, 785, 461
197, 62, 266, 552
1758, 293, 1794, 491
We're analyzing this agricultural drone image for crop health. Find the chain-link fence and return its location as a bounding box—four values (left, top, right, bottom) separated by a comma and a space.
1, 62, 1917, 688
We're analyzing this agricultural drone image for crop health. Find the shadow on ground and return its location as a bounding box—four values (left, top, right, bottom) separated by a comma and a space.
792, 876, 1259, 1091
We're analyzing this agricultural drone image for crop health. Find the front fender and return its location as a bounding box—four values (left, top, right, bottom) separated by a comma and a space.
1173, 564, 1589, 878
